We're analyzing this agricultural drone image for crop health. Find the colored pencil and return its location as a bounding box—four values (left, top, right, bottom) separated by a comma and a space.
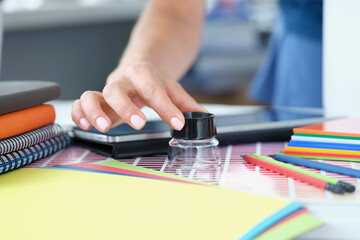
283, 150, 360, 160
288, 140, 360, 151
294, 133, 360, 140
291, 135, 360, 145
282, 152, 360, 161
285, 147, 360, 156
243, 155, 344, 194
274, 153, 360, 181
252, 154, 355, 193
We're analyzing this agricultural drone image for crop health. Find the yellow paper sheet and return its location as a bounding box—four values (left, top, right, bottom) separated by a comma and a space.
0, 168, 291, 240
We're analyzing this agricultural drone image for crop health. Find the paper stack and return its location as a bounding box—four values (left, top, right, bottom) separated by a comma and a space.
0, 160, 322, 240
283, 118, 360, 161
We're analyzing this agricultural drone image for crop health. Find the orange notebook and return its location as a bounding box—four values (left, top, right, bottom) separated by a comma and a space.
0, 104, 55, 139
293, 118, 360, 137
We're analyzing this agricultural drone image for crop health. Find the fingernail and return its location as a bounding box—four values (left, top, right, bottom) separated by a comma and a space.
200, 106, 208, 112
80, 118, 91, 129
130, 114, 146, 129
170, 117, 184, 131
96, 117, 110, 131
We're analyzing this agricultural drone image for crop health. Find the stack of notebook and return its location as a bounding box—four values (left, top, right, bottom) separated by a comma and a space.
283, 118, 360, 161
0, 81, 71, 174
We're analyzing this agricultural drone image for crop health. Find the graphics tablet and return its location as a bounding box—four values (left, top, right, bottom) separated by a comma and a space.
73, 106, 331, 158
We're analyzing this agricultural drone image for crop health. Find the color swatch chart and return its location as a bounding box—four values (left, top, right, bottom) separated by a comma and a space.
27, 142, 360, 203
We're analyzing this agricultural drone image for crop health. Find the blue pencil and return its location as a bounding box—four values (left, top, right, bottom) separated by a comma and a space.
274, 153, 360, 179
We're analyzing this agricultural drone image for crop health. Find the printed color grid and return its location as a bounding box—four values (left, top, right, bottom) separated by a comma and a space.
27, 142, 360, 202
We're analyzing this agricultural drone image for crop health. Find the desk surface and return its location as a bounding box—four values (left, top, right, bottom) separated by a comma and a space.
47, 101, 360, 239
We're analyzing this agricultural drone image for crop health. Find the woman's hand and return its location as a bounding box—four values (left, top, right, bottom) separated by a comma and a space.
71, 62, 206, 132
72, 0, 205, 132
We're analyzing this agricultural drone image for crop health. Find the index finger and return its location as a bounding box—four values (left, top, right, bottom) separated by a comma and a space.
126, 64, 185, 130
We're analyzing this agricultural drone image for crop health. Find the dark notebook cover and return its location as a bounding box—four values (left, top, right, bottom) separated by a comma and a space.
0, 81, 61, 115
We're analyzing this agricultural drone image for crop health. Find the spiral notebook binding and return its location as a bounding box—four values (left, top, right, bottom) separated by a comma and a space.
0, 124, 63, 155
0, 134, 71, 175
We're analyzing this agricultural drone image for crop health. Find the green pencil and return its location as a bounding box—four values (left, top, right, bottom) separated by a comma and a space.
251, 154, 355, 193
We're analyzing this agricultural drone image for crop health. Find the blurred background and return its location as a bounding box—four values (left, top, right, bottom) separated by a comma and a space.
0, 0, 278, 105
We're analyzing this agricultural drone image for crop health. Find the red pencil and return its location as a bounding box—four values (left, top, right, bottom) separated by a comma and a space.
243, 155, 344, 194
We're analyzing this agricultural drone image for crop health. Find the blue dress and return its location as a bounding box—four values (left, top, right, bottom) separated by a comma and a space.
248, 0, 323, 108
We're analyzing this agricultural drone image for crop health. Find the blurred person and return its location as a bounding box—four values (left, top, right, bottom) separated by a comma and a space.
249, 0, 323, 109
72, 0, 323, 133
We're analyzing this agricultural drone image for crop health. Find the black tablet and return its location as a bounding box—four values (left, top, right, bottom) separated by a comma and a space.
73, 106, 330, 158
